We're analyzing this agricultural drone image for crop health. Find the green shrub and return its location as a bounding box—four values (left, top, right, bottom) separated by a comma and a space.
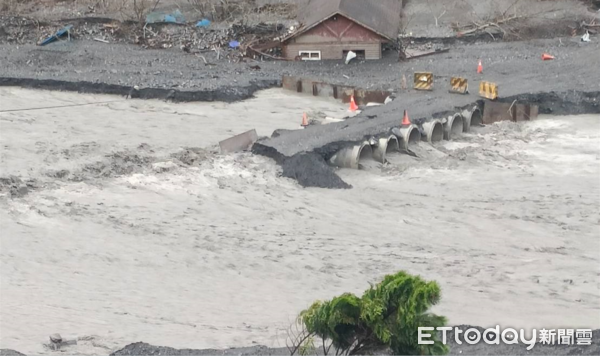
296, 271, 448, 355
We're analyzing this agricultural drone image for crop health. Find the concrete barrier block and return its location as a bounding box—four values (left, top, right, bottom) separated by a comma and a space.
484, 101, 539, 124
282, 75, 300, 92
313, 82, 335, 98
339, 86, 357, 103
515, 104, 539, 121
219, 129, 258, 154
483, 101, 514, 124
300, 79, 315, 95
355, 89, 391, 105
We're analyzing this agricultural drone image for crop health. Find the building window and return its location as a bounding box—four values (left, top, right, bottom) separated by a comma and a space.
343, 50, 366, 60
299, 51, 321, 61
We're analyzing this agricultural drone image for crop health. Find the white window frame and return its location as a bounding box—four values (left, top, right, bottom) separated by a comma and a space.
299, 50, 321, 61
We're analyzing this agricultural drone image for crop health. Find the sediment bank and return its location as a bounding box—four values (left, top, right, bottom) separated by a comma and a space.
0, 77, 279, 103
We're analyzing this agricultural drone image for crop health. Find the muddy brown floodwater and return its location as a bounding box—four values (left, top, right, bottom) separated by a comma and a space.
0, 88, 599, 355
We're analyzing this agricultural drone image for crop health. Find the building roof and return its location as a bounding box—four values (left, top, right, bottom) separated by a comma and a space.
291, 0, 402, 42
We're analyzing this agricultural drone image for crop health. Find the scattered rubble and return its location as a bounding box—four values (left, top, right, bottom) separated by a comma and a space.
0, 15, 289, 62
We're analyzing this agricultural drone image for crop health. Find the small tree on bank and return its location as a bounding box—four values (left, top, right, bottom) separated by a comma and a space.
291, 271, 448, 355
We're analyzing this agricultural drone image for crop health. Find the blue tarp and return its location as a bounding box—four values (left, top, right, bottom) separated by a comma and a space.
39, 24, 73, 46
229, 40, 240, 48
146, 9, 185, 24
195, 19, 211, 28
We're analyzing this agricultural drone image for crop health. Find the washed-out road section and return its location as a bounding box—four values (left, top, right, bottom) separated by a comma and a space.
253, 38, 600, 187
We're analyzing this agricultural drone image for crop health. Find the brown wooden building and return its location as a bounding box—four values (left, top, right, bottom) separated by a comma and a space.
282, 0, 402, 61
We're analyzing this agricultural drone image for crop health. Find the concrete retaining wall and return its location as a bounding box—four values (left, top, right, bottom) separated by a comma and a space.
282, 75, 391, 105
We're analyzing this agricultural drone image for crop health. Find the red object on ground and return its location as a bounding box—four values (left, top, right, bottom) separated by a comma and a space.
477, 59, 483, 74
301, 113, 308, 127
402, 110, 411, 126
349, 95, 359, 111
542, 53, 555, 60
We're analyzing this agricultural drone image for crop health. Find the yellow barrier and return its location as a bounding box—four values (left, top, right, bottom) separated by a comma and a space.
479, 81, 498, 100
450, 77, 468, 94
414, 72, 433, 91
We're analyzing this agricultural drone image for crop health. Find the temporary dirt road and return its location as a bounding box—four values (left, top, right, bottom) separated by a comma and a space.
1, 88, 598, 355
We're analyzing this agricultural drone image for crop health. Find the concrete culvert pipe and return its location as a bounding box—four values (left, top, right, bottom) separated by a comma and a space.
444, 114, 464, 140
421, 119, 444, 144
470, 107, 483, 127
393, 125, 421, 150
329, 141, 374, 169
461, 106, 481, 132
461, 109, 472, 133
373, 135, 399, 163
357, 143, 375, 169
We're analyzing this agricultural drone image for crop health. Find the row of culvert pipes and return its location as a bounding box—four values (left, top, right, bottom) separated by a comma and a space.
329, 106, 483, 169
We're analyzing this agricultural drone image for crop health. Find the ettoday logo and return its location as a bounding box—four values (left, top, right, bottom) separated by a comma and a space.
418, 326, 593, 350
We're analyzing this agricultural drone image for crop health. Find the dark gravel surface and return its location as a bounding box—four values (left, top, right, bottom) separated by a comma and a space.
1, 34, 597, 95
0, 40, 403, 93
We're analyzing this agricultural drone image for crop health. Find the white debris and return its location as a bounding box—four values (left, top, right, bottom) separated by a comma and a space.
581, 31, 591, 42
152, 161, 179, 173
345, 51, 357, 64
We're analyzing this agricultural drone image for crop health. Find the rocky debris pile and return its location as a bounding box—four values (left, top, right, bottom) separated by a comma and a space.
0, 14, 289, 62
0, 175, 38, 198
0, 16, 40, 44
141, 21, 287, 62
0, 16, 137, 45
255, 2, 297, 19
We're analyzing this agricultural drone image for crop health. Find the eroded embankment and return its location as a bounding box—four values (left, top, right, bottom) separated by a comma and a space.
253, 90, 600, 189
0, 77, 279, 103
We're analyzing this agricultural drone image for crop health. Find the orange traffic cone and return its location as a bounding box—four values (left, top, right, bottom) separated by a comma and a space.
477, 59, 483, 74
542, 53, 555, 61
301, 113, 309, 127
402, 110, 411, 126
349, 95, 359, 112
